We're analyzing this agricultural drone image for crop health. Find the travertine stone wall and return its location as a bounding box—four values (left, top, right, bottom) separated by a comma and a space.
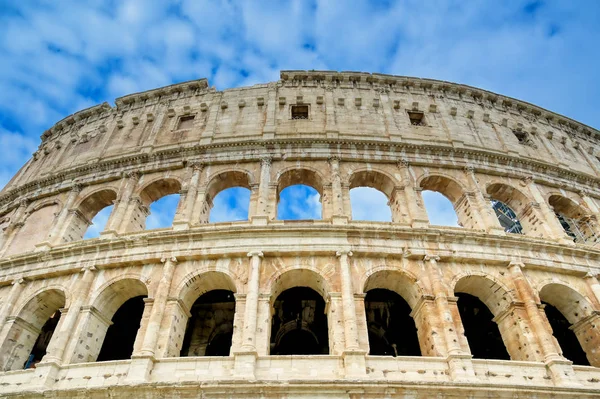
0, 71, 599, 398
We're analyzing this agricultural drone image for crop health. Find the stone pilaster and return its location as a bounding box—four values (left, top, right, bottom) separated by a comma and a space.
47, 184, 82, 245
173, 163, 203, 230
103, 171, 140, 236
507, 261, 580, 386
463, 166, 505, 234
139, 257, 177, 357
42, 266, 96, 364
251, 157, 271, 225
0, 278, 25, 333
397, 160, 429, 227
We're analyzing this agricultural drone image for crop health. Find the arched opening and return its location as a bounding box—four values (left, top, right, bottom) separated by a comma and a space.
349, 171, 394, 222
72, 278, 148, 364
364, 289, 420, 356
139, 179, 182, 230
421, 191, 459, 227
180, 290, 235, 357
487, 183, 531, 235
455, 293, 510, 360
270, 287, 329, 355
549, 195, 599, 244
97, 295, 145, 361
542, 302, 589, 365
205, 171, 253, 223
75, 189, 117, 241
276, 169, 323, 220
0, 289, 66, 371
539, 283, 596, 366
419, 176, 465, 228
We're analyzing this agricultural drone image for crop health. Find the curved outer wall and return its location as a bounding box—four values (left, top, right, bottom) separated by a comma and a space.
0, 70, 599, 397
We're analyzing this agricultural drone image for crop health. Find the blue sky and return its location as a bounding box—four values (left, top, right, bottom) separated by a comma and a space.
1, 0, 599, 234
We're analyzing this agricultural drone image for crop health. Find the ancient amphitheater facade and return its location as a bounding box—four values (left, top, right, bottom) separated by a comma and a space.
1, 70, 600, 398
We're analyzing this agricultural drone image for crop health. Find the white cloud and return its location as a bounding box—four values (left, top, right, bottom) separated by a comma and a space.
422, 191, 460, 227
350, 187, 392, 222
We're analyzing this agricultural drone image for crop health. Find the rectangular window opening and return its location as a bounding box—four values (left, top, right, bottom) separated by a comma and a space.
177, 115, 195, 130
513, 130, 528, 144
291, 105, 309, 120
407, 111, 425, 126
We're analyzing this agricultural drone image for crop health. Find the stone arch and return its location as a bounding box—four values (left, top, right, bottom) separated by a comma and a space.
71, 277, 148, 363
5, 200, 61, 256
275, 166, 327, 220
538, 281, 600, 366
419, 174, 471, 228
268, 268, 331, 355
138, 177, 183, 207
176, 270, 238, 313
453, 274, 514, 360
348, 169, 398, 222
362, 269, 422, 309
202, 170, 253, 223
548, 194, 598, 243
0, 288, 66, 370
362, 269, 423, 357
486, 182, 534, 235
451, 273, 515, 316
66, 188, 118, 242
268, 267, 331, 303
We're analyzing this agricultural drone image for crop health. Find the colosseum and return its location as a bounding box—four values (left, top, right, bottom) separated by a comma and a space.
0, 70, 599, 398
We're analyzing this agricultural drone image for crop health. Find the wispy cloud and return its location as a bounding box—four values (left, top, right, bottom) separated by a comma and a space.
278, 185, 321, 220
1, 0, 599, 226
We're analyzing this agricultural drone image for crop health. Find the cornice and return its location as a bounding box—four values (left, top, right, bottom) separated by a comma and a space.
0, 222, 599, 284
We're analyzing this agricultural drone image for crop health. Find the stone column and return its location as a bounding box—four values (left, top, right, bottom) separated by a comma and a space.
139, 257, 177, 357
0, 278, 25, 332
240, 251, 263, 351
173, 164, 203, 230
47, 184, 81, 245
507, 261, 579, 386
397, 160, 428, 227
252, 157, 271, 225
389, 186, 409, 223
463, 166, 505, 234
424, 255, 475, 381
329, 157, 347, 224
103, 171, 140, 236
234, 251, 263, 378
42, 266, 96, 364
524, 176, 573, 244
0, 200, 29, 255
337, 250, 366, 376
585, 273, 600, 307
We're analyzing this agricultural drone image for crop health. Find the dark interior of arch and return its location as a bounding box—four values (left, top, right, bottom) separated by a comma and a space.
365, 289, 420, 356
542, 301, 589, 366
180, 290, 235, 357
24, 311, 61, 368
271, 287, 329, 355
456, 293, 510, 360
97, 295, 145, 362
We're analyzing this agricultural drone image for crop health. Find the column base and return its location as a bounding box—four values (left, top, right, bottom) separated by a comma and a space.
172, 221, 190, 231
126, 355, 155, 383
557, 237, 576, 246
342, 349, 367, 377
411, 219, 429, 229
446, 353, 476, 382
233, 350, 258, 379
332, 215, 349, 225
486, 226, 506, 235
250, 216, 269, 226
34, 242, 52, 251
99, 230, 119, 239
33, 360, 61, 388
545, 356, 581, 387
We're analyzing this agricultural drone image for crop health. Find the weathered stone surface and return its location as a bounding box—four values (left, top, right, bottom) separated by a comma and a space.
0, 71, 599, 397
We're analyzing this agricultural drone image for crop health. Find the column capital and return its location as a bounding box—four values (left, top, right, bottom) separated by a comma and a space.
328, 156, 341, 165
189, 162, 204, 172
508, 260, 525, 270
463, 165, 475, 173
585, 272, 599, 280
260, 156, 272, 166
81, 265, 97, 273
423, 254, 440, 262
123, 170, 141, 180
397, 158, 410, 168
70, 183, 83, 193
247, 251, 264, 258
161, 256, 178, 264
11, 277, 25, 286
336, 250, 353, 257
